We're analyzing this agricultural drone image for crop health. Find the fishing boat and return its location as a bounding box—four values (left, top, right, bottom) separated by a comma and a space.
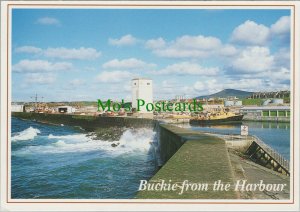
190, 110, 243, 125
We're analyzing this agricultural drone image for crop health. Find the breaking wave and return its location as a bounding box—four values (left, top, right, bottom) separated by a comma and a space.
13, 128, 156, 156
11, 127, 41, 141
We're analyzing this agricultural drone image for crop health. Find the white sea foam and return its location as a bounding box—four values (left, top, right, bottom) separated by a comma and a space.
117, 129, 155, 153
14, 128, 156, 155
11, 127, 41, 141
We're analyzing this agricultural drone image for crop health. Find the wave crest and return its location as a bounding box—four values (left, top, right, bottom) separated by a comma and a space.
12, 127, 41, 141
13, 128, 156, 155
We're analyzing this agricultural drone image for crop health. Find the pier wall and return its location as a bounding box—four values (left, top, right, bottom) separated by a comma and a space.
137, 124, 237, 199
11, 112, 155, 131
158, 124, 186, 164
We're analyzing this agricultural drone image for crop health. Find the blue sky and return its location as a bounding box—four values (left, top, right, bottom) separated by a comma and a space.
12, 9, 291, 102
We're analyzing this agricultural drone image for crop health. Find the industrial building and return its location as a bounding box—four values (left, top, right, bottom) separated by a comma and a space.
240, 106, 290, 122
224, 100, 242, 107
56, 106, 76, 114
262, 99, 284, 106
131, 78, 153, 118
11, 104, 25, 112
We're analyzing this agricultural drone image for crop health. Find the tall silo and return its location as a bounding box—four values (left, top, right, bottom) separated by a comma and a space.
131, 78, 153, 113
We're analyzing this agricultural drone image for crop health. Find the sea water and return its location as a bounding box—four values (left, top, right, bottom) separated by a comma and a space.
11, 117, 157, 199
180, 121, 290, 160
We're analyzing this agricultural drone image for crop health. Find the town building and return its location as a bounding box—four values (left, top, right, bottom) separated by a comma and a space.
240, 106, 290, 122
56, 106, 76, 114
11, 104, 25, 112
131, 78, 153, 118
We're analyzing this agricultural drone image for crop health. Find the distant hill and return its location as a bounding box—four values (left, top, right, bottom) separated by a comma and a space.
195, 89, 254, 99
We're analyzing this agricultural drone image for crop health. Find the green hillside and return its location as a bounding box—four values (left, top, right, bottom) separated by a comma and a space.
196, 89, 253, 99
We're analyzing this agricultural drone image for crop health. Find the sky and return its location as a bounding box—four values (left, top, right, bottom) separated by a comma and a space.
12, 9, 291, 102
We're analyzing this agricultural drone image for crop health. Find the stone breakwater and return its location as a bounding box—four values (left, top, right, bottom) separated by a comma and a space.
11, 112, 155, 141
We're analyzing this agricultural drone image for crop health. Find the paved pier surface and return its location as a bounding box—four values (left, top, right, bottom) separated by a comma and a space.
229, 150, 290, 199
137, 125, 238, 199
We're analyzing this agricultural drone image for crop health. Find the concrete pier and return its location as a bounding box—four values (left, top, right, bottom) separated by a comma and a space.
137, 125, 290, 199
137, 124, 238, 199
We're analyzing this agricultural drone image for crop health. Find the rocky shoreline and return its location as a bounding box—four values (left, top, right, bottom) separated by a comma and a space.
86, 126, 127, 142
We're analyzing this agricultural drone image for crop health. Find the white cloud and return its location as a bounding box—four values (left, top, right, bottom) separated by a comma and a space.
173, 35, 222, 50
182, 86, 199, 98
145, 38, 166, 49
231, 20, 270, 45
273, 48, 290, 68
222, 79, 265, 91
44, 47, 101, 60
186, 77, 285, 98
102, 58, 155, 70
24, 73, 56, 84
15, 46, 42, 54
263, 67, 290, 82
162, 79, 178, 89
231, 46, 274, 73
194, 78, 275, 94
193, 79, 223, 93
14, 46, 101, 60
13, 60, 73, 73
271, 16, 290, 35
149, 35, 222, 58
154, 62, 219, 75
96, 71, 134, 83
162, 80, 178, 91
219, 45, 238, 56
36, 17, 60, 26
108, 34, 137, 46
151, 80, 184, 100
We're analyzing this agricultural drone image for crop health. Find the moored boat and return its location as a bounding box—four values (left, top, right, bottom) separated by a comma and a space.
190, 110, 243, 125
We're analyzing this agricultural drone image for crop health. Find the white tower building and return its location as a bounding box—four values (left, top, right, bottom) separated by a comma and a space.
131, 78, 153, 116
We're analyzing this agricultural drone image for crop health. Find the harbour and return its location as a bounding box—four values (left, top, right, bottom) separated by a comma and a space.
176, 121, 290, 159
11, 112, 291, 199
9, 7, 293, 201
4, 5, 298, 212
10, 81, 292, 200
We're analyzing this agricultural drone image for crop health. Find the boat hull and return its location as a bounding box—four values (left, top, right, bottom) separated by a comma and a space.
190, 115, 244, 125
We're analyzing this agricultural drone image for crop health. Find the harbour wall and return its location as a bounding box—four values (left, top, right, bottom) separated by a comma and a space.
138, 125, 290, 199
157, 124, 186, 164
137, 124, 238, 199
11, 112, 155, 131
